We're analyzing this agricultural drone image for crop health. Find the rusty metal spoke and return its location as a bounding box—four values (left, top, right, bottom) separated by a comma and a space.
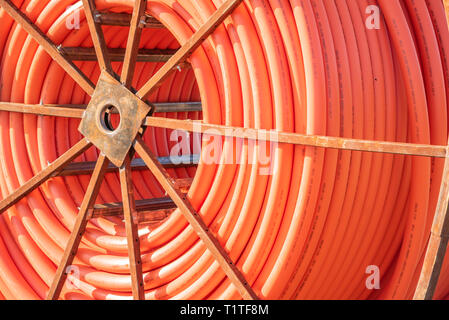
153, 101, 201, 113
0, 0, 95, 95
94, 11, 163, 28
119, 154, 145, 300
81, 0, 112, 72
0, 102, 84, 118
133, 136, 258, 300
144, 116, 447, 158
63, 47, 175, 63
136, 0, 243, 99
413, 0, 449, 300
0, 101, 201, 117
46, 154, 110, 300
91, 197, 175, 219
0, 138, 92, 214
414, 144, 449, 300
121, 0, 147, 87
57, 154, 199, 176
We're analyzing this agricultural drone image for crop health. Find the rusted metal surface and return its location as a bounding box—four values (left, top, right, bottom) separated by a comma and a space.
3, 101, 446, 159
137, 209, 172, 224
94, 11, 164, 28
63, 47, 176, 63
81, 0, 112, 72
46, 154, 110, 300
144, 117, 447, 158
0, 101, 200, 117
57, 154, 199, 176
0, 139, 92, 215
148, 154, 200, 169
91, 199, 175, 224
174, 178, 193, 194
153, 101, 202, 113
2, 101, 444, 160
136, 0, 244, 99
133, 136, 259, 300
119, 156, 145, 300
79, 71, 151, 167
414, 145, 449, 300
0, 102, 84, 118
90, 196, 176, 218
0, 0, 95, 95
121, 0, 147, 87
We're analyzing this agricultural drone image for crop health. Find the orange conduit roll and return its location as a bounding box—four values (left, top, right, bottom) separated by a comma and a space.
0, 0, 449, 300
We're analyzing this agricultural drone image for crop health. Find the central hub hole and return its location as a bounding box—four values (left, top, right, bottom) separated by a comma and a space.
100, 105, 121, 132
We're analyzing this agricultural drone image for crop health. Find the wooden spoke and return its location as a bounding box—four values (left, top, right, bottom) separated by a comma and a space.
144, 116, 447, 158
0, 102, 84, 118
136, 0, 244, 99
81, 0, 112, 72
0, 138, 92, 214
133, 136, 258, 300
121, 0, 147, 87
119, 155, 145, 300
0, 0, 95, 95
46, 154, 110, 300
414, 144, 449, 300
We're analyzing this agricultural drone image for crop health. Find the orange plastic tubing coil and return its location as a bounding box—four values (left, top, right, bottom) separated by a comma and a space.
0, 0, 449, 300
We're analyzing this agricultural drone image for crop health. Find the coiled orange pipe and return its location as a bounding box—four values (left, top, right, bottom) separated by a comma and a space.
1, 0, 449, 300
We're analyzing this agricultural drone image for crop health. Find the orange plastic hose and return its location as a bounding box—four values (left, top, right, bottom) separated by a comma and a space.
1, 0, 449, 300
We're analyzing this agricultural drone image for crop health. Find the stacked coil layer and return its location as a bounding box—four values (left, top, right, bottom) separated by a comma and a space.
0, 0, 449, 299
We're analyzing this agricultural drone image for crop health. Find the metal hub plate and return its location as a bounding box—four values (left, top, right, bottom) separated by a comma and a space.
79, 71, 151, 167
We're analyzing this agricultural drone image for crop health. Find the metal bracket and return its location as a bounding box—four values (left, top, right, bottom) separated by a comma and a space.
78, 71, 151, 167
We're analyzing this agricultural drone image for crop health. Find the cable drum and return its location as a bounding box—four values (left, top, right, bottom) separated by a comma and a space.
0, 0, 449, 300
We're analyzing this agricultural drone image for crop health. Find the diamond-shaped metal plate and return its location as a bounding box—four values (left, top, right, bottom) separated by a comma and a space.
79, 71, 151, 167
